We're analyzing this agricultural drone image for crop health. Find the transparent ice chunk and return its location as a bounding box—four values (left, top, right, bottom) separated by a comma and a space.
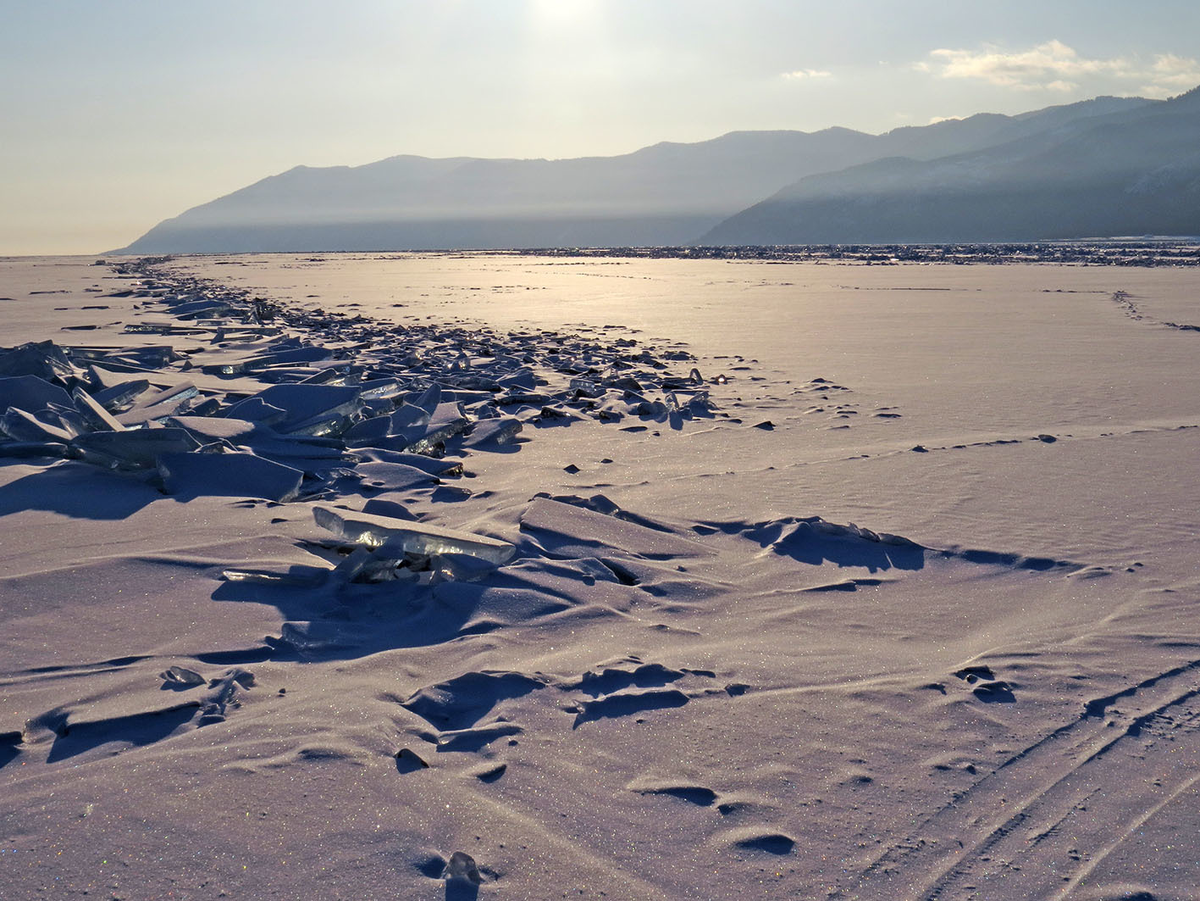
41, 403, 87, 437
569, 377, 602, 397
220, 567, 328, 587
443, 851, 482, 885
90, 378, 150, 413
357, 378, 404, 402
431, 552, 499, 582
411, 383, 441, 416
159, 665, 205, 687
389, 403, 431, 431
71, 387, 126, 432
313, 506, 515, 564
463, 417, 522, 448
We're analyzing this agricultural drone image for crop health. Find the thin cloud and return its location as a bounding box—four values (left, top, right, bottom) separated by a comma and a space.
1142, 53, 1200, 96
781, 68, 832, 81
918, 40, 1200, 98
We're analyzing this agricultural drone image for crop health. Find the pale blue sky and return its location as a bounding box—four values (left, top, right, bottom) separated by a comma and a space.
2, 0, 1198, 254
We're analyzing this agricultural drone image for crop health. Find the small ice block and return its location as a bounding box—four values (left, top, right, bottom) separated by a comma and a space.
313, 506, 515, 564
159, 665, 205, 687
443, 851, 482, 884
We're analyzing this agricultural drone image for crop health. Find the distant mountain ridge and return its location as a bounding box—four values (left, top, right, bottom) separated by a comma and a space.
115, 91, 1198, 253
703, 87, 1200, 244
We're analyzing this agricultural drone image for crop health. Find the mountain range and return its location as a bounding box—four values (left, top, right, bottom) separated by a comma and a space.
116, 87, 1200, 253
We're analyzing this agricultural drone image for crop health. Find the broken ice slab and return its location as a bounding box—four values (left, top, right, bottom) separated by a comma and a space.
241, 346, 332, 371
0, 375, 72, 413
313, 506, 516, 564
122, 322, 210, 336
431, 552, 500, 582
463, 417, 522, 449
569, 377, 602, 397
390, 402, 470, 454
245, 384, 362, 433
90, 378, 150, 412
116, 383, 201, 425
1, 406, 76, 443
200, 345, 333, 376
141, 382, 199, 408
279, 411, 351, 438
0, 440, 68, 459
158, 451, 304, 502
356, 378, 404, 402
71, 427, 202, 469
163, 415, 258, 445
187, 398, 223, 417
495, 392, 553, 407
71, 387, 126, 432
0, 341, 74, 381
410, 383, 441, 416
279, 620, 354, 652
101, 345, 178, 370
220, 566, 328, 587
662, 368, 705, 389
390, 403, 431, 430
89, 364, 150, 391
330, 546, 376, 583
41, 402, 88, 437
497, 368, 538, 391
168, 297, 236, 319
342, 414, 391, 445
219, 396, 288, 426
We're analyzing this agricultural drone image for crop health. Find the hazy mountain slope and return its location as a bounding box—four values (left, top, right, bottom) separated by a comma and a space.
702, 89, 1200, 244
119, 130, 880, 253
117, 95, 1159, 253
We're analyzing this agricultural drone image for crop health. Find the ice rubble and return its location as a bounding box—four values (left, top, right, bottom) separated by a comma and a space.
2, 258, 717, 488
1, 257, 726, 589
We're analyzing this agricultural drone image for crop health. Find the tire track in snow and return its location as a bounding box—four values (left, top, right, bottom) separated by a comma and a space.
842, 656, 1200, 900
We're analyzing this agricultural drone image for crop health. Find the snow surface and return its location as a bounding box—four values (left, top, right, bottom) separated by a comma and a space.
2, 252, 1200, 899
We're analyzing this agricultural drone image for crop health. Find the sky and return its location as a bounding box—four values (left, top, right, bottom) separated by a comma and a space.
2, 0, 1199, 255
